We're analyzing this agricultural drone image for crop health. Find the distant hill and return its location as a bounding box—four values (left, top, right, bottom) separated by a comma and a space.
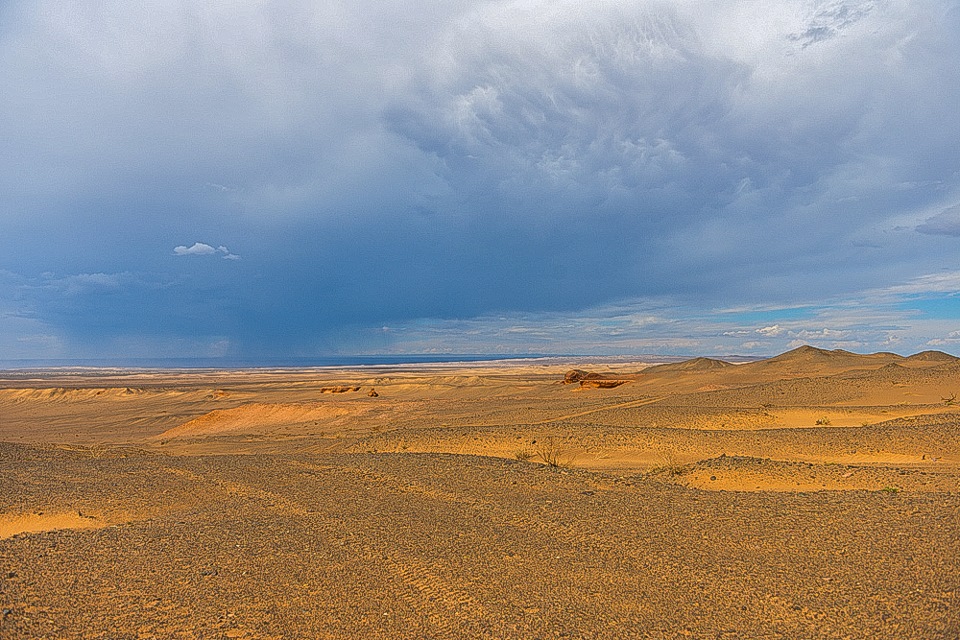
739, 346, 901, 373
643, 357, 734, 373
623, 346, 958, 396
905, 350, 960, 363
764, 345, 900, 364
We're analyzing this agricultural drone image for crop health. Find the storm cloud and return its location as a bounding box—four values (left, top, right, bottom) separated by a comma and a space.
2, 0, 959, 360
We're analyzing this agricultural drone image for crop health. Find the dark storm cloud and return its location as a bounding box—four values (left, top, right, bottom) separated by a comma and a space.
788, 0, 877, 48
2, 0, 960, 359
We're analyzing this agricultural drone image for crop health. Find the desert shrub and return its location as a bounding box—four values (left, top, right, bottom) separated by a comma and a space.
650, 451, 686, 476
815, 416, 832, 425
514, 449, 534, 462
535, 436, 576, 468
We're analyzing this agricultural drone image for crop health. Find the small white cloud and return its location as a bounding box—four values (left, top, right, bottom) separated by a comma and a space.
44, 272, 129, 296
174, 242, 217, 256
67, 273, 123, 288
757, 324, 783, 336
796, 328, 848, 339
217, 246, 240, 260
173, 242, 240, 260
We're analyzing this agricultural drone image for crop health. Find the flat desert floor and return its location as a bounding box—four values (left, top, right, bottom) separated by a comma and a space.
1, 346, 958, 638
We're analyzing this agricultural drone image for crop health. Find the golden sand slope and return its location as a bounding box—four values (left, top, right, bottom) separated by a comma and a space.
153, 402, 372, 439
0, 512, 106, 539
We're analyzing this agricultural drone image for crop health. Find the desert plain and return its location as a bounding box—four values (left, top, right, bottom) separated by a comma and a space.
0, 345, 958, 639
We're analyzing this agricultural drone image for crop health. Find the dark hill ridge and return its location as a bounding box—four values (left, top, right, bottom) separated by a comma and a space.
763, 345, 902, 364
736, 346, 904, 376
642, 357, 733, 373
757, 346, 957, 368
628, 346, 958, 388
906, 350, 960, 363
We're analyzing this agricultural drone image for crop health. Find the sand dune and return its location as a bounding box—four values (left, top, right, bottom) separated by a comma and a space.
154, 402, 373, 439
2, 386, 159, 402
649, 454, 960, 492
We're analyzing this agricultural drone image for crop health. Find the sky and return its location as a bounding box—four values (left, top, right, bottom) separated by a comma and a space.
2, 0, 959, 361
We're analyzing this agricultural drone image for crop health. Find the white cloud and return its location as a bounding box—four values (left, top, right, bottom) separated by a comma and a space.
795, 328, 849, 339
868, 271, 960, 297
757, 324, 783, 336
62, 272, 123, 288
174, 242, 239, 259
217, 245, 241, 260
33, 272, 131, 296
174, 242, 217, 256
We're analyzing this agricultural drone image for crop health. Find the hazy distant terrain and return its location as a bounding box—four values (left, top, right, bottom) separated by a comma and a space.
1, 346, 958, 638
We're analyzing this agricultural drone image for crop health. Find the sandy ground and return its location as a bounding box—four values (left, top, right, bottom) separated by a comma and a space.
1, 346, 958, 638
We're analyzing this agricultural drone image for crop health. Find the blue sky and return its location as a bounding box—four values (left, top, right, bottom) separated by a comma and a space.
2, 0, 959, 360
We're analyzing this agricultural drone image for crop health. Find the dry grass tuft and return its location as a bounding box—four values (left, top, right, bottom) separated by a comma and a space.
514, 449, 534, 462
649, 451, 687, 476
534, 436, 577, 468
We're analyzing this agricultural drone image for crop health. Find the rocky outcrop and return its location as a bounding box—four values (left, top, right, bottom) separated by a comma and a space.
578, 379, 630, 389
319, 386, 361, 394
563, 370, 630, 389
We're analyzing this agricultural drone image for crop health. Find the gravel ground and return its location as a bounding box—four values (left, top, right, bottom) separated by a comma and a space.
1, 443, 958, 639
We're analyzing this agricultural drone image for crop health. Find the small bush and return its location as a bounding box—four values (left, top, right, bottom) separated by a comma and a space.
514, 449, 534, 462
815, 416, 832, 426
535, 436, 576, 468
881, 486, 900, 494
650, 451, 686, 476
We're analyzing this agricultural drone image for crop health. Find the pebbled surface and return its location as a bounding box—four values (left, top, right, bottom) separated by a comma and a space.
1, 443, 958, 639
